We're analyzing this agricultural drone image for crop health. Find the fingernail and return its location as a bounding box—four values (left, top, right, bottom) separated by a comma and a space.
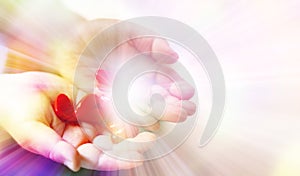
169, 82, 195, 100
156, 39, 178, 59
168, 50, 179, 59
182, 101, 196, 115
64, 160, 76, 171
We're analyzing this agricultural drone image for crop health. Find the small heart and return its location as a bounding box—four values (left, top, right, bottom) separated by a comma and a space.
53, 94, 78, 125
76, 94, 103, 124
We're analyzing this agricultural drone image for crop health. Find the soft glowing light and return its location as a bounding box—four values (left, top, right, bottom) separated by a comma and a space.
1, 0, 300, 175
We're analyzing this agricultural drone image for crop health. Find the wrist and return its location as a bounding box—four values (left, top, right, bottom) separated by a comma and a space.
0, 73, 17, 128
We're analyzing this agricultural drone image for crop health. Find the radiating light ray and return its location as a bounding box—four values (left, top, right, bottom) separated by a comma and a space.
1, 0, 300, 175
1, 46, 59, 73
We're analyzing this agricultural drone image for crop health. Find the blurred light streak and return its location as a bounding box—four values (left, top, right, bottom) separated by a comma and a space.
0, 0, 300, 175
0, 46, 58, 73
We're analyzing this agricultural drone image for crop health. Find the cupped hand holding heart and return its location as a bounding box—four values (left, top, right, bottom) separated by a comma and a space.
0, 19, 196, 172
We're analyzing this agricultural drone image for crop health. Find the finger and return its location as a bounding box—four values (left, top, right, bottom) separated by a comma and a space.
76, 93, 139, 138
144, 122, 160, 132
113, 132, 156, 154
5, 121, 80, 171
80, 122, 100, 140
182, 100, 197, 116
129, 37, 178, 64
78, 143, 142, 171
76, 94, 110, 136
93, 135, 114, 151
150, 86, 195, 121
153, 66, 195, 100
151, 95, 188, 122
97, 95, 139, 138
169, 81, 195, 100
93, 132, 156, 157
62, 125, 89, 148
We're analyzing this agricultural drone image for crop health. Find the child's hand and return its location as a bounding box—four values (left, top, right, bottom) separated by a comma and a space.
0, 72, 152, 171
51, 19, 196, 138
1, 19, 197, 171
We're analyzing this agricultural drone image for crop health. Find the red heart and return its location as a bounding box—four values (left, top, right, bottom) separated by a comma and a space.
53, 94, 78, 125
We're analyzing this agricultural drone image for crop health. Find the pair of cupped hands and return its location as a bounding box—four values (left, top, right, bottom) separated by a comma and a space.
0, 19, 195, 172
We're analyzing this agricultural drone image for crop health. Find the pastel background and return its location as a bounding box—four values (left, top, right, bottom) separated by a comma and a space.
0, 0, 300, 175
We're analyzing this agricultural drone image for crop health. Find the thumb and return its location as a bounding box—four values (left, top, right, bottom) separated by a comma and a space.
4, 121, 80, 171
